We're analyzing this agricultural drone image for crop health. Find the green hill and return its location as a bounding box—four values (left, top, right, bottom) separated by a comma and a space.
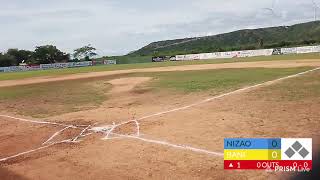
129, 21, 320, 57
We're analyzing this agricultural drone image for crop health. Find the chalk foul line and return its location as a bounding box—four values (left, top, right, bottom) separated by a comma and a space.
0, 67, 319, 163
136, 67, 320, 121
107, 133, 224, 157
0, 139, 74, 163
93, 121, 224, 157
0, 114, 88, 127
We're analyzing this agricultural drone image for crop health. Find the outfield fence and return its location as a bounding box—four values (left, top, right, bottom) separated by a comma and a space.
172, 45, 320, 61
0, 60, 116, 73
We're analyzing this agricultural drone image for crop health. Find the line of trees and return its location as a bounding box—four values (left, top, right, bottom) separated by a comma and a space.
0, 44, 97, 67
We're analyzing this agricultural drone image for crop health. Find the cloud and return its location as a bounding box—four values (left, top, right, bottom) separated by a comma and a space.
0, 0, 317, 56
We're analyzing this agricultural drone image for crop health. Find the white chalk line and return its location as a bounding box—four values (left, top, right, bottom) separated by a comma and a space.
97, 67, 320, 157
0, 67, 319, 163
109, 133, 224, 157
0, 125, 88, 163
94, 120, 224, 157
72, 123, 96, 143
136, 67, 320, 122
0, 117, 91, 163
0, 114, 88, 127
92, 120, 140, 140
0, 126, 90, 163
42, 126, 74, 145
0, 120, 140, 163
0, 139, 73, 163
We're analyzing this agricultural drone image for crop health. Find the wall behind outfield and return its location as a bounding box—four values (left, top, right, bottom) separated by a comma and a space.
174, 45, 320, 61
0, 60, 117, 73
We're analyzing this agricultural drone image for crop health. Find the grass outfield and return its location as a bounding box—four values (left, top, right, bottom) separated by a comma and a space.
258, 69, 320, 101
0, 67, 312, 117
0, 53, 319, 81
146, 67, 312, 93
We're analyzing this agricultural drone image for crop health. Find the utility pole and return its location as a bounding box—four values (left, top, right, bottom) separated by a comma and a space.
312, 0, 319, 21
262, 0, 279, 26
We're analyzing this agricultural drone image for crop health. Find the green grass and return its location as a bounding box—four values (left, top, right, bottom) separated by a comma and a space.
145, 67, 312, 93
258, 70, 320, 101
0, 53, 319, 81
0, 67, 314, 118
0, 80, 110, 118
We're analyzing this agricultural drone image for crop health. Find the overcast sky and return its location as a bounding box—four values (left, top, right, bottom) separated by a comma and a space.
0, 0, 318, 56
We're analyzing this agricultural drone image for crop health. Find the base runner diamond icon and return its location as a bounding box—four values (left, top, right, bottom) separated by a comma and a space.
281, 138, 312, 160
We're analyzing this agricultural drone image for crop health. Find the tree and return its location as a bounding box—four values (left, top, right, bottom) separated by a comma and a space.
33, 45, 69, 64
73, 44, 97, 61
0, 53, 16, 67
7, 49, 33, 65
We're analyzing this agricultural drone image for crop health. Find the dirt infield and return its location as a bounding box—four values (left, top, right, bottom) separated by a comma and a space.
0, 60, 319, 179
1, 59, 320, 88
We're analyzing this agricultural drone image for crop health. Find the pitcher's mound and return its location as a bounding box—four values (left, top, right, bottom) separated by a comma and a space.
108, 77, 152, 93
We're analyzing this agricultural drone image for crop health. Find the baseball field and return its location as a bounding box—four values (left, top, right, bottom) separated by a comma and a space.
0, 55, 320, 179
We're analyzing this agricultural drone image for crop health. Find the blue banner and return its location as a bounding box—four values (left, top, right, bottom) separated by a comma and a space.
224, 138, 281, 149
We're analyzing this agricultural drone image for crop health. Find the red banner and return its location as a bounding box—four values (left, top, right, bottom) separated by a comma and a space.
224, 160, 312, 171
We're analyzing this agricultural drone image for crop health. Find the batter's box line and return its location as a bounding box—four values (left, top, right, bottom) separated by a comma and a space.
0, 124, 93, 163
91, 121, 224, 157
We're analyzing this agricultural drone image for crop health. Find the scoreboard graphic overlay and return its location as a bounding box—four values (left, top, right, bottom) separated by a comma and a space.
224, 138, 312, 171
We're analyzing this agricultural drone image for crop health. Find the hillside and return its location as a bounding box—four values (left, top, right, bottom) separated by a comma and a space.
129, 21, 320, 56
